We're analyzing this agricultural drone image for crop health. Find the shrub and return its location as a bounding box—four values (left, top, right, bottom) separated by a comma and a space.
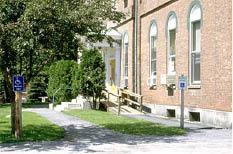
47, 60, 78, 104
27, 68, 49, 102
72, 48, 105, 109
27, 82, 47, 102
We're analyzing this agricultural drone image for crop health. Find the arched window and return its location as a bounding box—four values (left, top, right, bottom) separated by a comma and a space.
188, 1, 202, 85
123, 32, 129, 87
166, 12, 177, 75
148, 20, 157, 86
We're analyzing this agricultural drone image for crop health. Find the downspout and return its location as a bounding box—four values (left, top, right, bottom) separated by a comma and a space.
134, 0, 138, 93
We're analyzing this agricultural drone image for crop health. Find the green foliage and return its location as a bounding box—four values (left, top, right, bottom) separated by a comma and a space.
47, 60, 78, 104
27, 82, 47, 102
0, 0, 124, 102
0, 104, 65, 143
64, 110, 186, 135
72, 48, 105, 109
27, 67, 49, 102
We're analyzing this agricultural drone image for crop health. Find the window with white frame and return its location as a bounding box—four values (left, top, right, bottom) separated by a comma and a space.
123, 33, 129, 87
149, 23, 157, 86
189, 4, 202, 85
167, 14, 177, 74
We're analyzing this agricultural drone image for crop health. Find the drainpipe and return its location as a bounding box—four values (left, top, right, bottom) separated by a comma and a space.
134, 0, 138, 94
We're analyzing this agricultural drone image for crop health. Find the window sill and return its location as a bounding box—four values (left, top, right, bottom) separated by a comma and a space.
188, 85, 201, 89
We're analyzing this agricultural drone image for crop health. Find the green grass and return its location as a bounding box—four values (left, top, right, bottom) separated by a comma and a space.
0, 104, 65, 144
63, 110, 186, 136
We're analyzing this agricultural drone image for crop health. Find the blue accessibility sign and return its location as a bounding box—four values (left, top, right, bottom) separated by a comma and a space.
178, 75, 187, 90
13, 76, 24, 92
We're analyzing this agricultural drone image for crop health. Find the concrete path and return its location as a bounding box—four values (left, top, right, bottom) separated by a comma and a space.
0, 108, 232, 154
124, 113, 216, 129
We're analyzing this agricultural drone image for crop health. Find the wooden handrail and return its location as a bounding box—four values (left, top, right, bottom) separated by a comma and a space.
102, 87, 143, 115
103, 89, 121, 97
102, 89, 121, 115
118, 87, 143, 112
119, 88, 142, 98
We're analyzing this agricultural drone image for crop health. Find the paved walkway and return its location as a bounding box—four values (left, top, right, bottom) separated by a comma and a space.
123, 113, 216, 129
0, 108, 232, 154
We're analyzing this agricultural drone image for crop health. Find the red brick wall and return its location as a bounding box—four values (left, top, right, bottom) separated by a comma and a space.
117, 0, 232, 112
118, 21, 134, 92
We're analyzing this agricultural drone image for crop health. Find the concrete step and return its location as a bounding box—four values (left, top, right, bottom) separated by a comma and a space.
53, 101, 83, 112
67, 103, 82, 110
61, 102, 71, 109
71, 99, 77, 104
54, 104, 64, 112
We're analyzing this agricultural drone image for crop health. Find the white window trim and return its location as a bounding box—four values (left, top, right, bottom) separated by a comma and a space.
189, 5, 201, 86
167, 14, 176, 75
123, 34, 129, 87
149, 24, 157, 86
167, 30, 176, 75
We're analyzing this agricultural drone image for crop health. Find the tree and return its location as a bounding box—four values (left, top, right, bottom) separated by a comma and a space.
47, 60, 78, 104
72, 48, 106, 109
27, 66, 49, 102
0, 71, 5, 103
0, 0, 124, 137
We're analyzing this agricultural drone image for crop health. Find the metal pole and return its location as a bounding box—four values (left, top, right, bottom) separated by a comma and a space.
180, 89, 184, 129
52, 94, 55, 105
52, 88, 71, 108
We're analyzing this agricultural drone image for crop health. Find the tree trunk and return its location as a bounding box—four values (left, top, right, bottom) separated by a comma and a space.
3, 80, 10, 103
2, 69, 16, 134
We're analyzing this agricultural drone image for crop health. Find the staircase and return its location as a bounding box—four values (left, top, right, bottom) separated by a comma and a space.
50, 96, 91, 112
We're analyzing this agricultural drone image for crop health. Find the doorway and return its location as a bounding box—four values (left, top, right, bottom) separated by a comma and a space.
110, 59, 116, 86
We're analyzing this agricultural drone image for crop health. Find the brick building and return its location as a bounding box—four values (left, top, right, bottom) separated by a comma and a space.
96, 0, 232, 128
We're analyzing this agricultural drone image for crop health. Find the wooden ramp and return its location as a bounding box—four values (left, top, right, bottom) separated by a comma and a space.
100, 88, 144, 116
108, 105, 144, 115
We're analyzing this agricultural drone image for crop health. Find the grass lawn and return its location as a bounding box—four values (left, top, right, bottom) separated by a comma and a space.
0, 104, 65, 144
63, 109, 186, 136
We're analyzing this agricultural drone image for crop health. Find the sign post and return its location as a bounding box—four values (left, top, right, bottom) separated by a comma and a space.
13, 76, 24, 138
178, 75, 187, 129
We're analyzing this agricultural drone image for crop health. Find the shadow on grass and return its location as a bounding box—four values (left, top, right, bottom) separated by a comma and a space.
0, 103, 49, 109
22, 104, 49, 109
0, 124, 65, 144
0, 121, 7, 124
0, 104, 11, 108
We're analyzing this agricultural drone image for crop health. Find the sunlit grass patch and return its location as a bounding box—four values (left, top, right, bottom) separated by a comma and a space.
64, 109, 186, 136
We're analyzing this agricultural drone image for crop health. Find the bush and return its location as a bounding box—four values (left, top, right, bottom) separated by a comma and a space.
72, 48, 105, 109
27, 69, 48, 102
47, 60, 78, 104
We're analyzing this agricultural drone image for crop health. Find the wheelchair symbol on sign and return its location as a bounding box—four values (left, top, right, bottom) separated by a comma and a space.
15, 78, 22, 86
